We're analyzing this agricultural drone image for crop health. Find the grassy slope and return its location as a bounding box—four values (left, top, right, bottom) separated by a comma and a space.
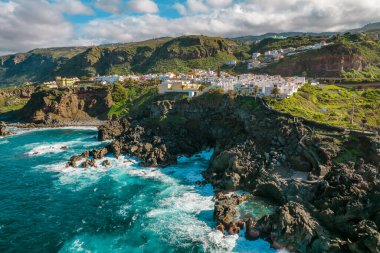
108, 85, 158, 119
267, 84, 380, 129
0, 96, 29, 114
0, 86, 31, 113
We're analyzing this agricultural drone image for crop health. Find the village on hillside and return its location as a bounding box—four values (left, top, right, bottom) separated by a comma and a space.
43, 69, 307, 99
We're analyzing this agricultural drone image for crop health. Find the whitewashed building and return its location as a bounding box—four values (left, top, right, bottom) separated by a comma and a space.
234, 74, 306, 97
252, 53, 261, 59
95, 75, 125, 84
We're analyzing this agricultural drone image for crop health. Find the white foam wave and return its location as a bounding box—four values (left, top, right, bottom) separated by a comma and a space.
35, 156, 112, 191
9, 126, 98, 138
0, 139, 9, 145
42, 148, 276, 252
25, 143, 71, 156
24, 137, 108, 157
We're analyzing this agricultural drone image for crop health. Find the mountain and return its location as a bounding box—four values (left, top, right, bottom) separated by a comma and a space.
347, 22, 380, 33
233, 21, 380, 42
232, 32, 338, 42
0, 36, 239, 87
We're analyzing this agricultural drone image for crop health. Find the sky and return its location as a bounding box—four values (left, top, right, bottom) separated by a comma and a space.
1, 0, 380, 55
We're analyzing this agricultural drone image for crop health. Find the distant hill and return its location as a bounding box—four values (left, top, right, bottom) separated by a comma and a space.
347, 22, 380, 33
232, 32, 338, 42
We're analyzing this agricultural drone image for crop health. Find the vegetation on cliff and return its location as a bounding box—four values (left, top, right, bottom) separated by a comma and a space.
108, 84, 157, 119
342, 66, 380, 83
267, 84, 380, 129
0, 86, 34, 115
0, 95, 29, 114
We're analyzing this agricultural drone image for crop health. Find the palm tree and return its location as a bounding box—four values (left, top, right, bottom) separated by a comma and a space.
253, 85, 259, 101
271, 87, 280, 98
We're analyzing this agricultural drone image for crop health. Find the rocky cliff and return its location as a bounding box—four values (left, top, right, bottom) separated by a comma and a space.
77, 91, 379, 253
265, 43, 367, 77
19, 87, 112, 124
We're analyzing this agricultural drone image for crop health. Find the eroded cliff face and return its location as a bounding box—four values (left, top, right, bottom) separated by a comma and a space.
74, 92, 379, 253
20, 88, 112, 123
268, 54, 365, 77
265, 44, 367, 77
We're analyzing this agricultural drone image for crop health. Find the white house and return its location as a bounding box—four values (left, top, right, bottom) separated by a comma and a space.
233, 74, 306, 97
265, 50, 281, 57
158, 79, 202, 98
252, 53, 261, 59
95, 75, 125, 84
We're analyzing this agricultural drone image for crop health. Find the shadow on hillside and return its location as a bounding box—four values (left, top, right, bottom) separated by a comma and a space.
0, 109, 25, 123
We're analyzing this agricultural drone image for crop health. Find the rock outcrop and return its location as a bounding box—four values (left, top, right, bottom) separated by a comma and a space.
0, 121, 12, 136
20, 87, 112, 124
213, 192, 252, 235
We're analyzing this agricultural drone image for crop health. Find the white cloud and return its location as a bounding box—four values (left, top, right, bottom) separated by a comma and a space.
2, 0, 380, 55
174, 2, 187, 16
206, 0, 232, 7
79, 0, 380, 46
187, 0, 208, 13
0, 0, 73, 55
127, 0, 159, 13
54, 0, 93, 15
94, 0, 121, 14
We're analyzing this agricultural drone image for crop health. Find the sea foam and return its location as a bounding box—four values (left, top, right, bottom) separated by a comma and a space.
40, 147, 276, 253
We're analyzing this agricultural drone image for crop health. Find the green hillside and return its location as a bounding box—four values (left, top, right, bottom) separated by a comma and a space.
267, 84, 380, 129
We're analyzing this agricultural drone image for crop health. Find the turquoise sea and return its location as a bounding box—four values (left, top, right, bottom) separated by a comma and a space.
0, 128, 278, 253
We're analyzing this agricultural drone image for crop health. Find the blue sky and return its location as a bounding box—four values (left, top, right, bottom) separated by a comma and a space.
1, 0, 380, 55
64, 0, 184, 22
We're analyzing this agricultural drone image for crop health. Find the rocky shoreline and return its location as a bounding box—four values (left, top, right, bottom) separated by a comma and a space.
66, 91, 379, 253
0, 121, 13, 137
7, 120, 106, 129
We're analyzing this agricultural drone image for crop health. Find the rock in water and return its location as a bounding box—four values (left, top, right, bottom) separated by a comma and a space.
102, 160, 111, 167
0, 122, 11, 137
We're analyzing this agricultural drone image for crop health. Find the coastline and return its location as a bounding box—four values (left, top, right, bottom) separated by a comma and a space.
7, 120, 106, 129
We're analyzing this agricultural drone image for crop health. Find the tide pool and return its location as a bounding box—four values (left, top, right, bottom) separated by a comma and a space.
0, 128, 277, 253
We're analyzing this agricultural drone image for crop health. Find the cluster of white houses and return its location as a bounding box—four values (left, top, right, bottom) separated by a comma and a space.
157, 70, 306, 98
43, 69, 306, 98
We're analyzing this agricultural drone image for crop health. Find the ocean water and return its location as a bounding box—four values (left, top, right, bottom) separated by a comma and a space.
0, 128, 278, 253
